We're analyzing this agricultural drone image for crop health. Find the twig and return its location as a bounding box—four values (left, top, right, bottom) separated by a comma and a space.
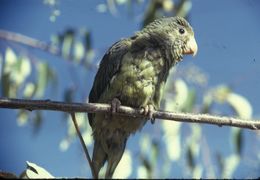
0, 29, 97, 70
0, 29, 59, 55
0, 97, 260, 130
70, 113, 97, 179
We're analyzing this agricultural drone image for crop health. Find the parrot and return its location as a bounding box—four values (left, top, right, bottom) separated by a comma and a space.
88, 16, 198, 178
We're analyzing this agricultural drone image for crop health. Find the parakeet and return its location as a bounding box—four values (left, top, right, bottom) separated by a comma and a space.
88, 16, 198, 178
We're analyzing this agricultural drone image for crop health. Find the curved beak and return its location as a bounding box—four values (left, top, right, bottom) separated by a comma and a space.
184, 36, 198, 57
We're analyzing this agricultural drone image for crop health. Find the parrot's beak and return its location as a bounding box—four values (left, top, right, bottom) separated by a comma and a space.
184, 36, 198, 56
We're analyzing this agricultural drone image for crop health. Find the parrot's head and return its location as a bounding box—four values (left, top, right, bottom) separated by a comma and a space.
137, 16, 198, 61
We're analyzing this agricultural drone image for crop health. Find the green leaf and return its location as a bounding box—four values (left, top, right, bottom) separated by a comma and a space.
216, 153, 224, 175
14, 56, 31, 85
192, 164, 203, 179
139, 155, 152, 178
2, 49, 32, 97
23, 82, 36, 98
113, 149, 132, 178
183, 89, 196, 112
162, 120, 181, 161
50, 34, 60, 46
163, 78, 188, 112
226, 92, 252, 119
172, 78, 189, 111
59, 138, 70, 152
61, 29, 75, 59
32, 111, 42, 134
5, 47, 17, 73
1, 73, 11, 96
0, 53, 3, 77
84, 49, 95, 67
212, 85, 231, 103
19, 56, 31, 79
151, 140, 159, 167
231, 128, 243, 156
46, 65, 57, 93
201, 93, 213, 113
73, 41, 85, 62
139, 134, 151, 155
84, 31, 92, 51
60, 113, 92, 151
221, 154, 240, 178
96, 3, 107, 13
188, 124, 201, 157
20, 161, 54, 178
137, 165, 149, 179
35, 62, 48, 97
63, 87, 75, 103
17, 110, 29, 126
186, 145, 195, 170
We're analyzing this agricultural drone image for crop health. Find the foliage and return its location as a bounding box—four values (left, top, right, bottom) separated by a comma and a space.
0, 0, 259, 178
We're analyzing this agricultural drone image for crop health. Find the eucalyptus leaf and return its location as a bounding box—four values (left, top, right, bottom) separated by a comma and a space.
201, 93, 213, 113
59, 138, 70, 152
64, 87, 75, 103
221, 154, 240, 178
212, 85, 231, 104
0, 53, 3, 77
84, 31, 92, 51
23, 82, 36, 98
186, 145, 195, 170
151, 140, 159, 166
32, 111, 42, 134
183, 89, 196, 112
172, 78, 189, 111
162, 120, 181, 161
17, 110, 29, 126
216, 153, 224, 176
73, 41, 85, 62
20, 161, 54, 179
1, 73, 11, 96
139, 134, 151, 155
137, 165, 149, 179
113, 149, 132, 178
62, 30, 75, 59
231, 128, 243, 156
35, 62, 48, 97
5, 47, 17, 72
192, 164, 203, 179
226, 92, 252, 119
19, 56, 31, 82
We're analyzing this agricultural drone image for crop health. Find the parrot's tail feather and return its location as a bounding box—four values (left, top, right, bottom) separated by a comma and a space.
105, 138, 127, 179
92, 140, 107, 177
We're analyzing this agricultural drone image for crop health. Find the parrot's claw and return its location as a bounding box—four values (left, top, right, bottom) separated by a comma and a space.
111, 98, 121, 114
140, 104, 155, 124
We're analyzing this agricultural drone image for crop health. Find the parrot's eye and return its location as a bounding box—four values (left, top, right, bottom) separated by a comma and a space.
179, 28, 185, 35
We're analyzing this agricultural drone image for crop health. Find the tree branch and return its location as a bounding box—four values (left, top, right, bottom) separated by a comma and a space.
0, 29, 59, 55
0, 97, 260, 130
0, 29, 97, 69
70, 113, 97, 179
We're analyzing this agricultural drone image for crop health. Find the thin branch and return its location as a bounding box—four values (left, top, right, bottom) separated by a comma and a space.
70, 113, 97, 179
0, 29, 97, 70
0, 97, 260, 130
0, 29, 59, 55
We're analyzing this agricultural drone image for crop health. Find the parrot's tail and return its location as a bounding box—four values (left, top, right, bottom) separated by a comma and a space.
92, 137, 127, 178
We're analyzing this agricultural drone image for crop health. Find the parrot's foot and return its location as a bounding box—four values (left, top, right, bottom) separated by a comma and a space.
111, 98, 121, 114
140, 104, 155, 124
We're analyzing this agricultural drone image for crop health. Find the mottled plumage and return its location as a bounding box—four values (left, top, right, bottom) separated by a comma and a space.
88, 16, 197, 178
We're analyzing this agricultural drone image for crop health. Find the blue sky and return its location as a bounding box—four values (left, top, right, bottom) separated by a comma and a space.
0, 0, 260, 178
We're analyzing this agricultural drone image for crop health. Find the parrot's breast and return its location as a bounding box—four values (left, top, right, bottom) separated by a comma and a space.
102, 51, 164, 107
93, 50, 165, 142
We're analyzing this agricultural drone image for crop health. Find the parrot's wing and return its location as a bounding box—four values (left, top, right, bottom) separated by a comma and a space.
88, 38, 131, 126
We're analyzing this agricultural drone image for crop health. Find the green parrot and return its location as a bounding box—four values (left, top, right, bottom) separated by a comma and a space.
88, 16, 198, 178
